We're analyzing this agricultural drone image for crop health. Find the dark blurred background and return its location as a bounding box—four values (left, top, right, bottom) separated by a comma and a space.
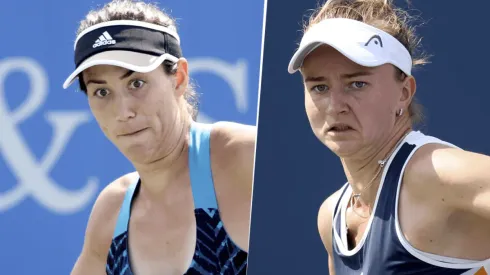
248, 0, 490, 274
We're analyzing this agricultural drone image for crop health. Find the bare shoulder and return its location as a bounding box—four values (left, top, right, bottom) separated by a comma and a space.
205, 121, 256, 205
209, 121, 256, 174
70, 172, 139, 274
404, 141, 490, 212
318, 188, 344, 254
210, 121, 256, 151
404, 142, 450, 175
403, 142, 469, 197
82, 171, 139, 258
402, 143, 457, 201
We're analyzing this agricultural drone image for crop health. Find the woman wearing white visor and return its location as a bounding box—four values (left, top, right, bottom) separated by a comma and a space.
288, 0, 490, 274
65, 1, 254, 274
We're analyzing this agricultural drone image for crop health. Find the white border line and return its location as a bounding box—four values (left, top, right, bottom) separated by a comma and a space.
247, 0, 268, 255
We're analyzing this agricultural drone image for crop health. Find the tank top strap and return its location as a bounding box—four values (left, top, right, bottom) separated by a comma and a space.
188, 122, 218, 210
112, 179, 140, 238
333, 183, 350, 219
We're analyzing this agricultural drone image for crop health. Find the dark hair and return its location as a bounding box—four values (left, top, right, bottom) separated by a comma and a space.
305, 0, 429, 125
76, 0, 199, 120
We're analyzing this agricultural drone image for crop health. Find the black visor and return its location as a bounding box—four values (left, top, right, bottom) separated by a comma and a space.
63, 20, 182, 89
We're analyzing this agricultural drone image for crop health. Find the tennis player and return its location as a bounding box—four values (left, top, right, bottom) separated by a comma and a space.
288, 0, 490, 274
65, 1, 254, 274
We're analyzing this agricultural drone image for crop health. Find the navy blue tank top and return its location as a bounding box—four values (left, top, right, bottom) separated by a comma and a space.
331, 131, 490, 275
105, 122, 248, 275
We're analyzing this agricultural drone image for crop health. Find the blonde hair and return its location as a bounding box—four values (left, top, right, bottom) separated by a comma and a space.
305, 0, 429, 125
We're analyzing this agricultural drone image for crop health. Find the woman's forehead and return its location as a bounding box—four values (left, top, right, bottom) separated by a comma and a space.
301, 60, 397, 81
83, 65, 128, 77
301, 62, 375, 80
302, 47, 365, 72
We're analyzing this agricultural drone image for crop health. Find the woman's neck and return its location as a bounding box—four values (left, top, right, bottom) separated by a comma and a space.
342, 123, 412, 206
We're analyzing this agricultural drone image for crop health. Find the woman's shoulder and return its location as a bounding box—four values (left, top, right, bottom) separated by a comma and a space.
205, 121, 256, 188
402, 138, 469, 205
81, 172, 139, 255
317, 187, 346, 254
207, 121, 256, 159
99, 172, 139, 206
89, 171, 139, 221
209, 121, 256, 138
405, 130, 459, 148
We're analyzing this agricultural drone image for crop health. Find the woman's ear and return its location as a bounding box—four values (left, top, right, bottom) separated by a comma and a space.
174, 58, 189, 97
398, 75, 416, 110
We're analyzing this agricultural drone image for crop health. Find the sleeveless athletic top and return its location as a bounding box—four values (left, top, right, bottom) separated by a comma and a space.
331, 131, 490, 275
105, 122, 248, 275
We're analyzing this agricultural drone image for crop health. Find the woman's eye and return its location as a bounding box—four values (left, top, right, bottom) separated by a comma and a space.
312, 84, 329, 93
350, 81, 367, 89
129, 79, 146, 89
94, 88, 110, 98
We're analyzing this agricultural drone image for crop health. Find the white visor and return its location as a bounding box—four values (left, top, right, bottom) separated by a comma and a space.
62, 51, 178, 89
288, 18, 412, 76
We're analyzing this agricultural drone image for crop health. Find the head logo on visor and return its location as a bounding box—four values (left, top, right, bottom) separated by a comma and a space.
288, 18, 412, 76
63, 20, 183, 89
365, 35, 383, 48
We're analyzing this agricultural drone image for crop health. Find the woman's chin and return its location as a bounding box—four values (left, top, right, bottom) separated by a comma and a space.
323, 139, 362, 158
120, 144, 155, 164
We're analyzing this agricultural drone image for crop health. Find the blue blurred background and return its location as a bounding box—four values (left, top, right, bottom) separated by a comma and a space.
0, 1, 263, 274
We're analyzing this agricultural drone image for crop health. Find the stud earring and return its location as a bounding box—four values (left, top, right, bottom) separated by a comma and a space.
396, 108, 404, 117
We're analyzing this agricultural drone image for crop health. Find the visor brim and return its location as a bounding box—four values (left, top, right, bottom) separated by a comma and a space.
62, 50, 179, 89
288, 39, 383, 74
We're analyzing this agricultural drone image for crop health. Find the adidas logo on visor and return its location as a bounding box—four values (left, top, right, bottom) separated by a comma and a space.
92, 31, 116, 48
